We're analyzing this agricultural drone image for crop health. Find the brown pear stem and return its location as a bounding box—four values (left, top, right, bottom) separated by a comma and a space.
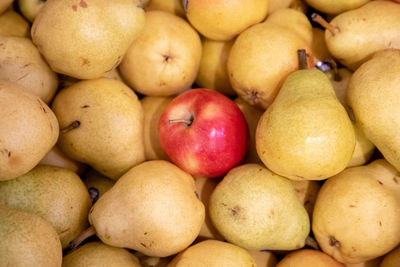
297, 49, 308, 70
305, 235, 320, 250
60, 120, 80, 134
69, 225, 96, 251
311, 13, 339, 36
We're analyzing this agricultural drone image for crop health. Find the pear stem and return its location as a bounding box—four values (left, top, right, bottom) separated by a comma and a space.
297, 49, 308, 70
305, 235, 320, 250
311, 13, 339, 36
60, 120, 80, 134
68, 225, 96, 251
326, 57, 341, 81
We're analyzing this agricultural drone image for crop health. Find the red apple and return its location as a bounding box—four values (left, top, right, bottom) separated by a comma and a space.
158, 88, 248, 178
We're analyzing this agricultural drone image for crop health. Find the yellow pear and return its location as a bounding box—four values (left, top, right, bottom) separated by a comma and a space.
315, 1, 400, 70
82, 169, 115, 204
228, 9, 312, 109
141, 96, 173, 161
196, 38, 236, 96
209, 163, 310, 250
0, 35, 59, 104
0, 9, 30, 37
247, 250, 278, 267
312, 27, 331, 62
291, 179, 321, 217
0, 206, 62, 267
51, 78, 145, 180
62, 242, 141, 267
380, 246, 400, 267
347, 49, 400, 173
184, 0, 268, 41
17, 0, 46, 22
120, 11, 201, 97
31, 0, 145, 79
134, 251, 172, 267
268, 0, 294, 14
276, 249, 345, 267
39, 145, 87, 176
312, 159, 400, 264
0, 165, 92, 249
256, 69, 355, 180
88, 160, 205, 257
167, 239, 256, 267
306, 0, 371, 15
145, 0, 185, 17
0, 81, 59, 181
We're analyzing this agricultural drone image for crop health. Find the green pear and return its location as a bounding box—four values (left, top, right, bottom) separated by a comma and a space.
31, 0, 145, 79
305, 0, 370, 15
318, 1, 400, 70
51, 78, 145, 180
380, 245, 400, 267
62, 241, 141, 267
227, 8, 312, 109
256, 69, 355, 181
88, 160, 205, 257
276, 249, 345, 267
0, 81, 59, 181
0, 9, 30, 37
0, 165, 92, 249
347, 49, 400, 173
312, 159, 400, 264
0, 206, 62, 267
167, 239, 256, 267
209, 163, 310, 250
119, 11, 201, 97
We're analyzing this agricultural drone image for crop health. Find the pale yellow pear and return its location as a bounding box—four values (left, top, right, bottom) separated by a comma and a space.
0, 165, 92, 249
51, 78, 145, 180
0, 35, 59, 104
62, 242, 141, 267
312, 159, 400, 264
323, 1, 400, 70
209, 163, 310, 250
0, 9, 30, 37
0, 206, 62, 267
234, 97, 264, 164
134, 251, 172, 267
0, 81, 59, 181
256, 69, 355, 180
347, 49, 400, 173
120, 11, 201, 97
276, 249, 345, 267
196, 38, 236, 96
184, 0, 268, 41
167, 239, 256, 267
31, 0, 145, 79
268, 0, 293, 14
88, 160, 205, 257
247, 250, 278, 267
228, 9, 312, 109
306, 0, 370, 15
380, 246, 400, 267
141, 96, 173, 161
145, 0, 185, 17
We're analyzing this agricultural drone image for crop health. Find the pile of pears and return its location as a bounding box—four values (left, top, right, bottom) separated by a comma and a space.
2, 0, 400, 266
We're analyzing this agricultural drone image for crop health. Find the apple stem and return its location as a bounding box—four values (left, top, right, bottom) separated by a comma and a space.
68, 225, 96, 252
168, 119, 193, 126
311, 13, 339, 36
297, 49, 308, 70
60, 120, 80, 134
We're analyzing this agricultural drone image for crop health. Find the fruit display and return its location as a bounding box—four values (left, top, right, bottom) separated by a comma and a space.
2, 0, 400, 266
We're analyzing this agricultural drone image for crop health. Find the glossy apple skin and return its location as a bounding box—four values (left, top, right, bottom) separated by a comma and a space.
158, 88, 248, 178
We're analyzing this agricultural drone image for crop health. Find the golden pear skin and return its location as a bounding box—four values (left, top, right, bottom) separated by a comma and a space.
312, 159, 400, 264
209, 163, 310, 251
323, 1, 400, 70
228, 9, 312, 109
51, 78, 145, 180
0, 9, 30, 37
88, 160, 205, 257
167, 239, 256, 267
347, 49, 400, 173
0, 165, 92, 249
306, 0, 371, 15
31, 0, 145, 79
62, 242, 141, 267
0, 81, 59, 181
0, 206, 62, 267
256, 69, 355, 180
276, 249, 345, 267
